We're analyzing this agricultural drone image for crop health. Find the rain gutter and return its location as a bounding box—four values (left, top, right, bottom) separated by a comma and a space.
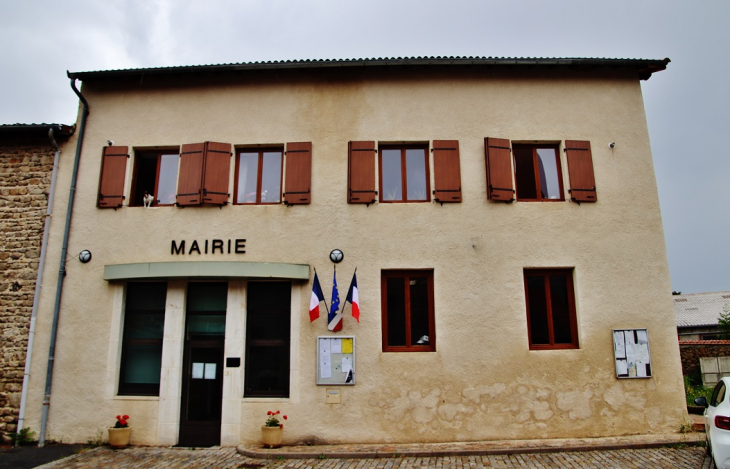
38, 78, 88, 446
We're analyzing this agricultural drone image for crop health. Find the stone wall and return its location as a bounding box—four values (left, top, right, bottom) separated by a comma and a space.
0, 141, 55, 439
679, 341, 730, 378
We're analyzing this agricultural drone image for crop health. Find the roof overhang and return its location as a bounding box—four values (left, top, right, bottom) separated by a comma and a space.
68, 56, 670, 82
104, 261, 310, 281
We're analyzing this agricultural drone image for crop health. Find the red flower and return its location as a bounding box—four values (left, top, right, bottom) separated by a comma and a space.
267, 411, 272, 415
280, 424, 284, 429
120, 419, 127, 426
122, 415, 130, 420
276, 410, 280, 414
116, 415, 121, 420
283, 415, 287, 420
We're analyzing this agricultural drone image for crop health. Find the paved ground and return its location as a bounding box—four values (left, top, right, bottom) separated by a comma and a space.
33, 445, 710, 468
0, 444, 84, 469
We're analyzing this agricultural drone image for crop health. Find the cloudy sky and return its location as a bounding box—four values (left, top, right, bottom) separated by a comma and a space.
1, 0, 727, 294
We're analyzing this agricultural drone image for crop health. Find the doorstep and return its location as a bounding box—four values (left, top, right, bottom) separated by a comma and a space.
237, 433, 705, 460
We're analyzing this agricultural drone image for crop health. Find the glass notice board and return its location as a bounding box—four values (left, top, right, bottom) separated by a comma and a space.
613, 329, 652, 379
317, 336, 355, 385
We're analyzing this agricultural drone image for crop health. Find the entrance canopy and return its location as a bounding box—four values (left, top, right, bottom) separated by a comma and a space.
103, 261, 310, 281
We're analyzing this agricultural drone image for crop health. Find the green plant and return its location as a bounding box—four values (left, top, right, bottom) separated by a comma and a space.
318, 453, 327, 460
684, 375, 713, 406
10, 427, 36, 446
86, 428, 105, 447
264, 410, 287, 428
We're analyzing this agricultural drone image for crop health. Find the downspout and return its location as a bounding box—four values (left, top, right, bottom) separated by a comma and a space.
38, 77, 89, 446
16, 126, 64, 446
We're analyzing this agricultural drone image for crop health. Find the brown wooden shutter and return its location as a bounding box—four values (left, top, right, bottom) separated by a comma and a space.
348, 141, 376, 204
202, 142, 231, 205
176, 143, 205, 206
564, 140, 597, 202
97, 146, 129, 208
432, 140, 462, 203
283, 142, 312, 205
484, 137, 515, 202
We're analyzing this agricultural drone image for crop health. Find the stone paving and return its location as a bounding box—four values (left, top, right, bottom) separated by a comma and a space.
36, 445, 709, 468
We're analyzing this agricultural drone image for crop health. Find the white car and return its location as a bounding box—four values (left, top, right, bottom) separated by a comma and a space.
696, 377, 730, 468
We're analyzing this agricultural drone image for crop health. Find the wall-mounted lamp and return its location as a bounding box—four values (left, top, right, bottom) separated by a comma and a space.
609, 142, 616, 149
78, 250, 92, 263
329, 249, 344, 263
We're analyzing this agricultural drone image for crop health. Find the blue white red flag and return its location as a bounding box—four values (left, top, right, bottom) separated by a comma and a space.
328, 270, 342, 331
309, 272, 325, 322
345, 271, 360, 323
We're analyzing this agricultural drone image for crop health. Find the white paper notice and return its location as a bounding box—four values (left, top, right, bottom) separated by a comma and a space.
636, 330, 648, 344
613, 331, 626, 359
637, 363, 647, 378
204, 363, 216, 380
320, 339, 332, 379
192, 362, 204, 379
341, 355, 353, 374
635, 344, 650, 363
616, 360, 628, 375
331, 339, 342, 354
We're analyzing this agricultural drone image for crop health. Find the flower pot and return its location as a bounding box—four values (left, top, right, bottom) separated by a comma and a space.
108, 427, 131, 449
261, 425, 283, 448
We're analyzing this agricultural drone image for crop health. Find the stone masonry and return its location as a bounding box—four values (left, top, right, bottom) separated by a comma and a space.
0, 125, 73, 441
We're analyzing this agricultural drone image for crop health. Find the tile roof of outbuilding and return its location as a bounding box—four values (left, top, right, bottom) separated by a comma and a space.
675, 291, 730, 327
67, 56, 670, 82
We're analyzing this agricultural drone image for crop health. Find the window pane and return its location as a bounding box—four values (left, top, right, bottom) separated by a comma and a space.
537, 149, 561, 199
126, 283, 167, 311
526, 275, 549, 344
405, 149, 427, 201
261, 151, 282, 203
247, 282, 291, 341
123, 344, 162, 384
125, 314, 164, 339
156, 153, 179, 205
514, 148, 537, 199
409, 277, 430, 345
237, 153, 259, 204
549, 274, 573, 343
187, 283, 228, 312
244, 345, 290, 397
386, 277, 406, 346
186, 315, 226, 339
381, 149, 403, 201
134, 154, 159, 206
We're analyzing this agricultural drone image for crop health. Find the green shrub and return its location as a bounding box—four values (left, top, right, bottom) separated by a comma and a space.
9, 427, 37, 446
684, 375, 713, 406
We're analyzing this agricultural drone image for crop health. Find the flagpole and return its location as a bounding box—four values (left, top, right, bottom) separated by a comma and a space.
314, 267, 329, 314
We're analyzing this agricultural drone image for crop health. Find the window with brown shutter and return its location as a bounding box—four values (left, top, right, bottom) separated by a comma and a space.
348, 141, 377, 204
176, 143, 205, 206
283, 142, 312, 205
98, 146, 129, 208
484, 138, 515, 202
564, 140, 597, 203
381, 270, 435, 352
432, 140, 462, 203
202, 142, 231, 205
130, 150, 179, 206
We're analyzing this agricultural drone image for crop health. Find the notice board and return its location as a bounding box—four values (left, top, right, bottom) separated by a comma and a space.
613, 329, 652, 379
317, 336, 355, 385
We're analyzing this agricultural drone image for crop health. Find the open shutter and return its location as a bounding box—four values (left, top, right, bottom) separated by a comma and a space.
283, 142, 312, 205
98, 146, 129, 208
348, 141, 377, 204
176, 143, 205, 206
202, 142, 231, 205
432, 140, 462, 203
485, 137, 515, 202
564, 140, 597, 202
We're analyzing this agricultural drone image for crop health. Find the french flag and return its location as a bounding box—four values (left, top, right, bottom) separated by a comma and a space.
345, 271, 360, 322
309, 272, 325, 322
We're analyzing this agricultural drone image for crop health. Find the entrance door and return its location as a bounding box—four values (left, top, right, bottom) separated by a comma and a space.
178, 283, 227, 447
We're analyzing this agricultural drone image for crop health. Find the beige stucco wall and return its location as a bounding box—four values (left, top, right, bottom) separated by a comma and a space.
23, 67, 686, 445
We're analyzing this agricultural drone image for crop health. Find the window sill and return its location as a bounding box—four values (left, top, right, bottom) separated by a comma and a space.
242, 397, 290, 402
113, 395, 160, 401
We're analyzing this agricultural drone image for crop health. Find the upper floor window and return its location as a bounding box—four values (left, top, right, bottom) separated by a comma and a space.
513, 144, 563, 201
131, 151, 179, 206
524, 268, 578, 350
235, 148, 283, 204
381, 270, 435, 352
378, 145, 430, 202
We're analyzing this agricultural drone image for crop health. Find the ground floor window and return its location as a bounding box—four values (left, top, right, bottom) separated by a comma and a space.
523, 269, 578, 350
244, 281, 291, 397
118, 282, 167, 395
381, 270, 435, 352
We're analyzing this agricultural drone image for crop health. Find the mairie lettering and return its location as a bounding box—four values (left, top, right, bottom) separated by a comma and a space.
171, 239, 246, 255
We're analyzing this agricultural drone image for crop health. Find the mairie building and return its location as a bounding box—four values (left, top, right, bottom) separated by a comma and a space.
19, 56, 686, 447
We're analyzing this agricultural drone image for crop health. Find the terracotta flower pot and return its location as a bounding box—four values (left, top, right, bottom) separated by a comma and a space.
108, 427, 131, 449
261, 425, 283, 448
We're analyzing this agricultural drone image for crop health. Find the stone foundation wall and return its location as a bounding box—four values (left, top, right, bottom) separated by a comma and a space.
0, 143, 55, 438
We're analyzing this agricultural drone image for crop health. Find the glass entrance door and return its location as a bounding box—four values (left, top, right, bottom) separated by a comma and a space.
178, 283, 227, 447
